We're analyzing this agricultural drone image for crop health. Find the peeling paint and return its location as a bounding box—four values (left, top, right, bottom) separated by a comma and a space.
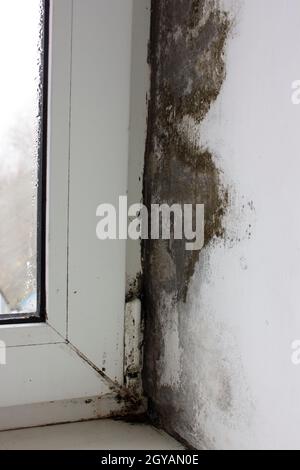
124, 299, 144, 397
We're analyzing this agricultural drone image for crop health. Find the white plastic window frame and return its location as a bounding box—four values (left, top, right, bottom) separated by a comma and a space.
0, 0, 137, 416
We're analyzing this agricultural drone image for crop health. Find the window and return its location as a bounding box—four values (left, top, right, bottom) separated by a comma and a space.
0, 0, 49, 322
0, 0, 145, 429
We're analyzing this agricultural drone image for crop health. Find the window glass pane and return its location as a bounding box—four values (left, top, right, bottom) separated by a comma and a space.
0, 0, 46, 316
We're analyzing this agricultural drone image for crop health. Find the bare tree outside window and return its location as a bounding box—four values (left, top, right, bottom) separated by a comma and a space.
0, 0, 45, 315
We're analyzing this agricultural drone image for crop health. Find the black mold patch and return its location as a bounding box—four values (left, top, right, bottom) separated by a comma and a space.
143, 0, 232, 446
143, 0, 231, 303
126, 272, 142, 303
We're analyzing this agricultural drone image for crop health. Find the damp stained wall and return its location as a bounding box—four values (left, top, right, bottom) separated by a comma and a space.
143, 0, 300, 450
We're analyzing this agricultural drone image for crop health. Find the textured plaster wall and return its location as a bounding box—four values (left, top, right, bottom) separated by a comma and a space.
143, 0, 300, 450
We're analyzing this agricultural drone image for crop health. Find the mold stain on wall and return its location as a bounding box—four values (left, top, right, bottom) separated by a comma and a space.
142, 0, 253, 449
143, 0, 231, 304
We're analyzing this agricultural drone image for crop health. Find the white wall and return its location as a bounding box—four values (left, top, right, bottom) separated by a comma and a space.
185, 0, 300, 450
